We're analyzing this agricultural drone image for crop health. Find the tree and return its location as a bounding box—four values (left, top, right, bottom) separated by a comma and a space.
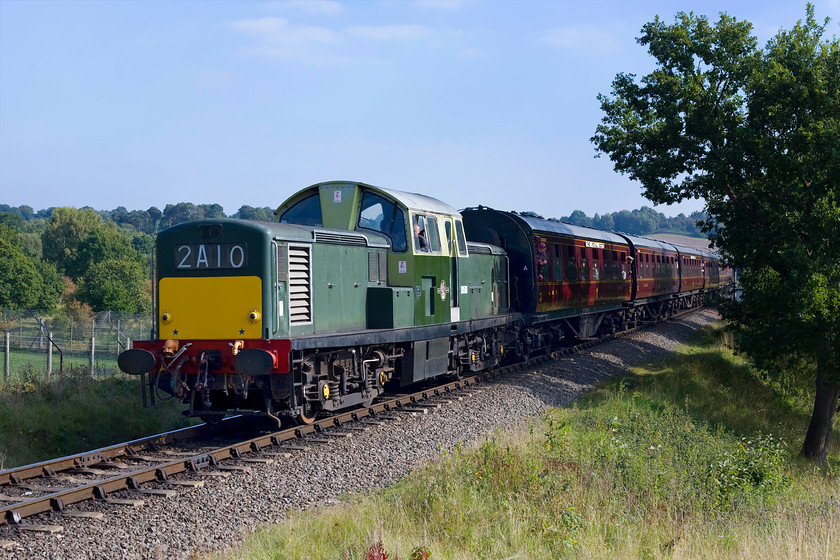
0, 224, 60, 311
77, 257, 150, 313
567, 210, 592, 227
42, 207, 103, 276
612, 210, 641, 234
70, 222, 140, 281
234, 205, 275, 221
198, 203, 226, 219
161, 202, 201, 228
592, 5, 840, 463
635, 207, 662, 235
594, 212, 615, 231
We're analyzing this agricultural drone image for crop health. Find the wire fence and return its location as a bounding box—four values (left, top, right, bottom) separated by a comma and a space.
0, 309, 153, 381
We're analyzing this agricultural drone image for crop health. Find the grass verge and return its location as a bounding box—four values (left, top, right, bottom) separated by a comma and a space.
213, 322, 839, 560
0, 366, 194, 468
3, 348, 119, 383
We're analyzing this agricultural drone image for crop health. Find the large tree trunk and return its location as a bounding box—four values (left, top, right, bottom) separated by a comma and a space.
801, 340, 840, 465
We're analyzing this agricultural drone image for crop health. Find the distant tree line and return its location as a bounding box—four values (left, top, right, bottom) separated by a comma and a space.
517, 206, 706, 237
0, 203, 276, 237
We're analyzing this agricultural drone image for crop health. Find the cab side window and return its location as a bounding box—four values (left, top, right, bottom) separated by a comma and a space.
454, 220, 469, 257
426, 216, 441, 252
413, 214, 442, 254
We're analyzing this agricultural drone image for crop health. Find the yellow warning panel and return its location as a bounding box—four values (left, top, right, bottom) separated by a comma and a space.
159, 276, 263, 339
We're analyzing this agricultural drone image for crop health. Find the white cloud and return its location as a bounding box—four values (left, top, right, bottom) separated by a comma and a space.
540, 26, 621, 57
262, 0, 345, 16
457, 47, 486, 59
346, 24, 433, 41
231, 18, 469, 63
231, 17, 338, 46
414, 0, 476, 10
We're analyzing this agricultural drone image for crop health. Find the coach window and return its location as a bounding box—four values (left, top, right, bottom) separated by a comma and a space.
358, 192, 407, 252
566, 250, 578, 282
612, 251, 620, 280
580, 248, 590, 281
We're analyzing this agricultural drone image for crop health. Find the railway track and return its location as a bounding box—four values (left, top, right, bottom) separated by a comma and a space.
0, 309, 690, 530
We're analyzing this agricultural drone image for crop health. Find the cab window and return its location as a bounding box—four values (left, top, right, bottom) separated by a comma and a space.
412, 214, 442, 254
279, 193, 322, 226
358, 192, 407, 252
454, 220, 468, 257
426, 216, 441, 252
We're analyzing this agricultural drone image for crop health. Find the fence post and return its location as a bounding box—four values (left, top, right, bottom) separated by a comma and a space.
4, 331, 9, 382
47, 332, 53, 379
90, 319, 96, 376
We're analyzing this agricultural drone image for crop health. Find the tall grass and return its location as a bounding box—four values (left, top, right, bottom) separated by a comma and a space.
0, 365, 193, 468
214, 322, 839, 560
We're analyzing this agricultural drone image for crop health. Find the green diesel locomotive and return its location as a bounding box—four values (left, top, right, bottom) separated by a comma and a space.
119, 181, 512, 425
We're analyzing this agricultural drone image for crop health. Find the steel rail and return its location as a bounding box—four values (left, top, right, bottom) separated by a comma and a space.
0, 422, 215, 488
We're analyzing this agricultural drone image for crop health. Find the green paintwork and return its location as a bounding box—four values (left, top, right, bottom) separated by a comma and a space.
318, 184, 361, 230
366, 287, 414, 329
272, 181, 511, 338
311, 244, 368, 332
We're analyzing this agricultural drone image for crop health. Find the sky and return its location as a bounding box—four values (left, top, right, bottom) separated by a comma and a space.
1, 0, 839, 219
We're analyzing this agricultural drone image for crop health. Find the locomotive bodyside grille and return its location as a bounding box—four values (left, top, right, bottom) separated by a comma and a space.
288, 245, 312, 324
314, 231, 368, 246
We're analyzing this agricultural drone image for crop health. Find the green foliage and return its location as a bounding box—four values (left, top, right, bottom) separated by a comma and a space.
592, 4, 840, 461
39, 207, 151, 312
77, 257, 150, 312
0, 224, 60, 310
68, 221, 139, 280
233, 205, 276, 221
712, 434, 789, 509
41, 207, 103, 276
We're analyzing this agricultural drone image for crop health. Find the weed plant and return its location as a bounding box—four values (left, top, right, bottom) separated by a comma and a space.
0, 365, 193, 468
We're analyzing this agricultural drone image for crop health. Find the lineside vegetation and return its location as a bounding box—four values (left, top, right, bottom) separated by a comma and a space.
0, 366, 193, 468
214, 323, 838, 560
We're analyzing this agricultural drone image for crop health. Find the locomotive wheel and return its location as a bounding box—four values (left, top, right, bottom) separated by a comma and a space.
296, 403, 318, 425
199, 413, 224, 426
